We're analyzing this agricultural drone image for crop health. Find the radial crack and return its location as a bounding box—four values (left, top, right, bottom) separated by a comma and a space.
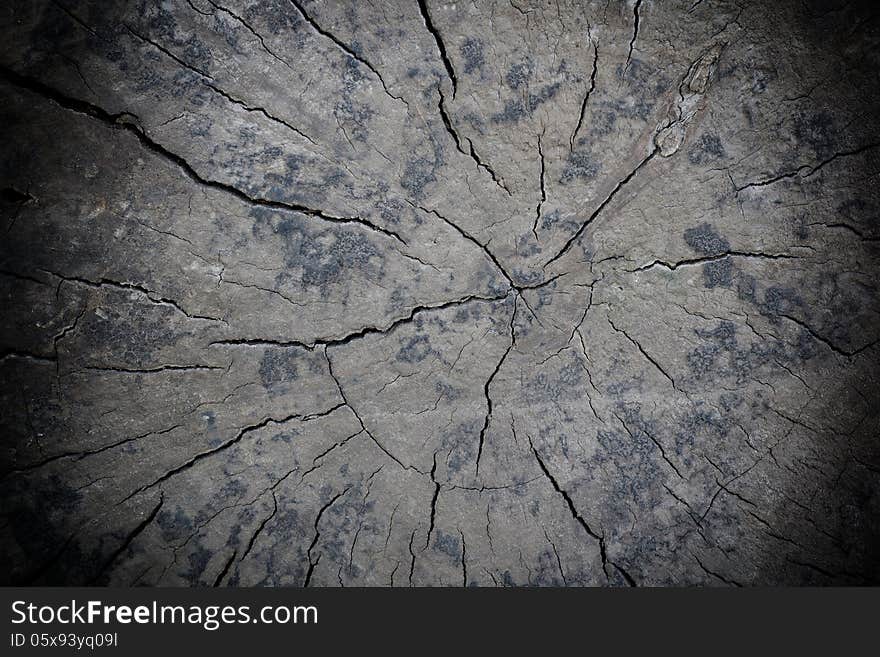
304, 487, 351, 586
89, 494, 164, 584
325, 348, 419, 474
424, 453, 441, 548
629, 251, 799, 272
287, 0, 405, 103
570, 38, 598, 150
437, 87, 510, 194
4, 425, 181, 479
0, 67, 404, 244
416, 0, 458, 97
413, 203, 516, 286
623, 0, 643, 78
126, 24, 318, 144
533, 131, 547, 239
529, 438, 610, 574
544, 149, 657, 268
40, 269, 223, 322
736, 142, 880, 191
204, 0, 294, 70
122, 412, 316, 502
240, 491, 278, 562
607, 316, 681, 392
475, 297, 517, 477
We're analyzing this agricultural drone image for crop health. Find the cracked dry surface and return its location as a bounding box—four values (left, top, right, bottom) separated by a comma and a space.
1, 0, 879, 587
